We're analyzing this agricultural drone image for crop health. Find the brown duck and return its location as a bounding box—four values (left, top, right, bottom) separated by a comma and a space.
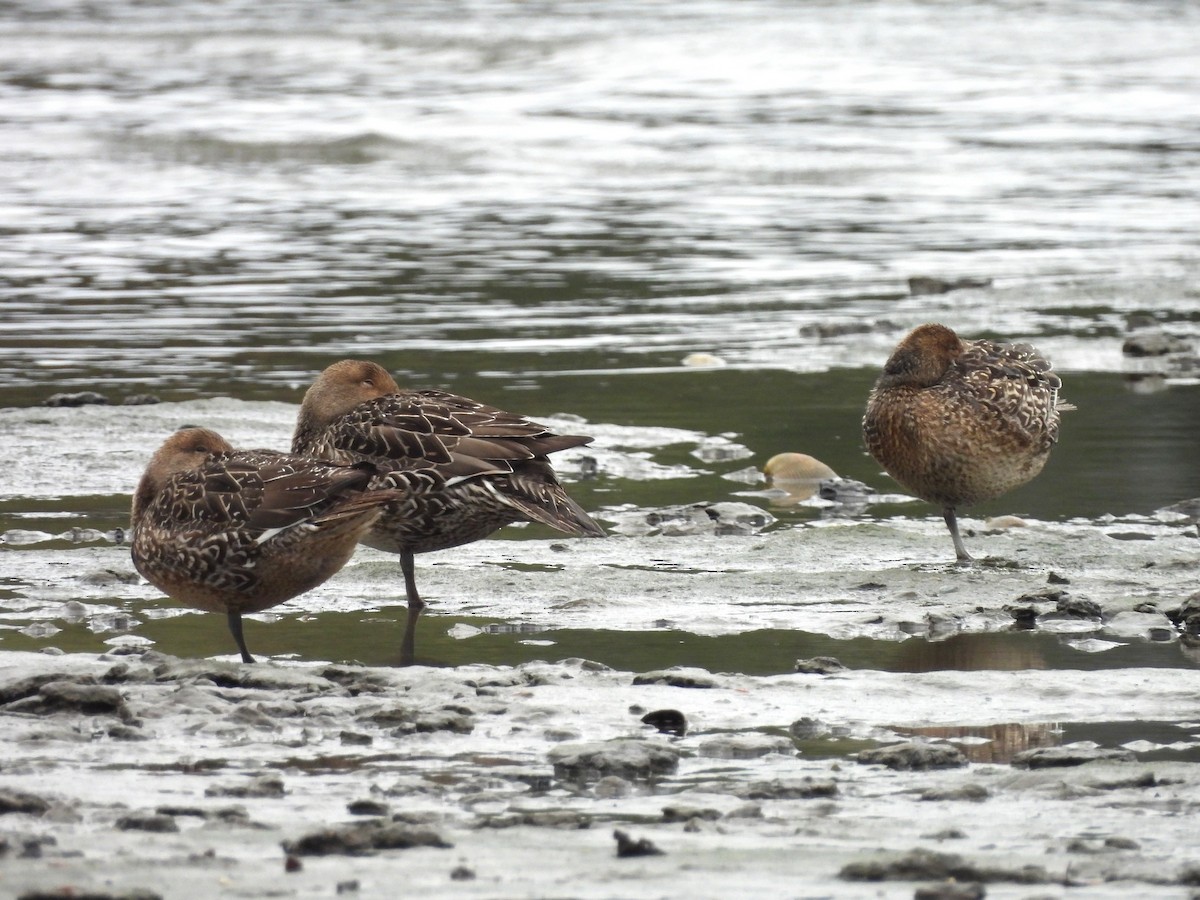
131, 427, 445, 663
292, 359, 606, 664
862, 323, 1073, 562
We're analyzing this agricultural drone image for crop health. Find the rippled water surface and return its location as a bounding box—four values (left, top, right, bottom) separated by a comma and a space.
1, 0, 1198, 670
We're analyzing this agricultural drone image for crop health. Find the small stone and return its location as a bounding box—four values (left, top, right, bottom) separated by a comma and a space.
42, 391, 111, 407
661, 806, 721, 823
450, 865, 476, 881
116, 813, 179, 833
738, 778, 838, 800
335, 880, 360, 894
907, 275, 992, 296
285, 855, 303, 872
1047, 571, 1070, 585
920, 784, 990, 802
122, 394, 161, 405
613, 829, 664, 858
632, 669, 717, 689
794, 656, 847, 675
857, 742, 968, 771
0, 788, 52, 816
549, 740, 681, 782
640, 709, 687, 736
347, 799, 390, 816
1056, 597, 1103, 619
1011, 747, 1136, 769
1104, 836, 1140, 850
205, 774, 285, 799
592, 776, 633, 799
914, 883, 986, 900
339, 730, 373, 746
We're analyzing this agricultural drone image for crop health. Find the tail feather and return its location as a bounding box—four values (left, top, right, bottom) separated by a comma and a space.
494, 476, 605, 537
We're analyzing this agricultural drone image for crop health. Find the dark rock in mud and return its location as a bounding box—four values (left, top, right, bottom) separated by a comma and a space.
339, 729, 373, 746
1013, 587, 1068, 605
857, 742, 968, 771
0, 788, 51, 816
1048, 571, 1071, 585
662, 805, 721, 823
1122, 330, 1192, 357
368, 705, 476, 734
613, 829, 664, 858
1011, 747, 1136, 769
283, 821, 452, 856
920, 784, 990, 802
698, 734, 794, 759
789, 716, 828, 739
1005, 605, 1038, 628
548, 739, 681, 782
907, 275, 992, 296
1055, 597, 1103, 619
840, 847, 1049, 884
115, 813, 179, 833
41, 391, 111, 407
914, 883, 986, 900
19, 890, 163, 900
4, 680, 127, 717
121, 394, 161, 405
449, 865, 476, 881
347, 799, 390, 816
632, 669, 717, 689
640, 708, 687, 736
205, 774, 285, 798
738, 777, 838, 800
794, 656, 847, 674
1087, 771, 1160, 790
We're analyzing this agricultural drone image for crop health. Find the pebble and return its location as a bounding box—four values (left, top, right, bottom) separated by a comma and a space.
613, 829, 664, 858
738, 777, 838, 800
283, 822, 452, 856
0, 788, 51, 816
857, 742, 968, 771
548, 739, 681, 782
205, 774, 286, 799
640, 708, 687, 736
1010, 747, 1137, 769
115, 813, 179, 833
794, 656, 847, 674
632, 669, 717, 689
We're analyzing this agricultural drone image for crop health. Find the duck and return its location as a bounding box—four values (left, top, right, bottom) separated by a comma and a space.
131, 427, 442, 663
292, 359, 606, 664
862, 323, 1073, 562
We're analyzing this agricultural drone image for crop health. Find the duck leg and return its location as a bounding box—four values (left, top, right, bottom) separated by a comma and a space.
399, 548, 426, 666
943, 507, 973, 563
226, 610, 256, 664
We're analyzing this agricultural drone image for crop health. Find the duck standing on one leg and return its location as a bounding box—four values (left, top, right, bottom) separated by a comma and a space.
292, 359, 606, 665
131, 427, 445, 663
862, 323, 1073, 563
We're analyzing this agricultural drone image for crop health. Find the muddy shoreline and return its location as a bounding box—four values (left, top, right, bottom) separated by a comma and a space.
4, 510, 1200, 900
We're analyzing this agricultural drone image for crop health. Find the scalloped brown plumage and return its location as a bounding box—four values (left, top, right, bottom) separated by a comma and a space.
131, 427, 441, 663
292, 359, 605, 664
862, 323, 1073, 562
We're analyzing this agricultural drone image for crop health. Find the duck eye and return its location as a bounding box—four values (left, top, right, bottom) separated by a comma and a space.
363, 378, 375, 387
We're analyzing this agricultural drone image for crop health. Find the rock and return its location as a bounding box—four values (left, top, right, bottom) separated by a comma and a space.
914, 883, 986, 900
857, 742, 968, 771
662, 806, 721, 823
41, 391, 111, 407
18, 890, 164, 900
340, 730, 373, 746
548, 739, 681, 782
283, 822, 452, 856
1048, 571, 1071, 585
115, 813, 179, 833
920, 784, 990, 802
907, 276, 992, 296
1056, 597, 1103, 619
1122, 330, 1192, 357
1010, 747, 1136, 769
205, 774, 286, 798
788, 717, 828, 739
738, 778, 838, 800
794, 656, 847, 674
697, 734, 794, 760
347, 799, 390, 816
449, 865, 476, 881
122, 394, 161, 405
592, 776, 633, 799
632, 669, 716, 689
4, 680, 127, 717
613, 829, 664, 858
0, 788, 51, 816
640, 708, 687, 736
840, 847, 1049, 884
